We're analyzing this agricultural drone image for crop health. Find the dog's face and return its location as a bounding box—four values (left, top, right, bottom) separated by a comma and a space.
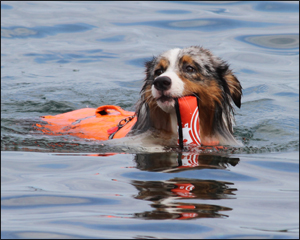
143, 46, 241, 113
133, 46, 242, 145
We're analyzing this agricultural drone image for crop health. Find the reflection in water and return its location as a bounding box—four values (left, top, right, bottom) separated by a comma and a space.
134, 152, 239, 172
132, 153, 239, 220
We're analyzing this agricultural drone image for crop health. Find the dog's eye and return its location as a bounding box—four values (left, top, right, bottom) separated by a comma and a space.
154, 69, 164, 76
185, 66, 195, 73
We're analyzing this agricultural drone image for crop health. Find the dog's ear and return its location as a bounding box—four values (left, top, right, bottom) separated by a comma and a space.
131, 102, 151, 134
144, 57, 156, 80
224, 72, 242, 108
216, 64, 242, 108
139, 57, 157, 95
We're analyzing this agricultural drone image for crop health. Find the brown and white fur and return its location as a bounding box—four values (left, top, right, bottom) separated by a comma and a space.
128, 46, 242, 147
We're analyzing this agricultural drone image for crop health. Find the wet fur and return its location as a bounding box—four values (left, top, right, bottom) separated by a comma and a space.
129, 46, 242, 146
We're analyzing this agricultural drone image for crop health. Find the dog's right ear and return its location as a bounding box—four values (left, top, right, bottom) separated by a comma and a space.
144, 57, 156, 80
140, 57, 156, 95
131, 102, 151, 134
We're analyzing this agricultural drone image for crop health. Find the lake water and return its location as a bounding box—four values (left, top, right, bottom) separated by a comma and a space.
1, 1, 299, 239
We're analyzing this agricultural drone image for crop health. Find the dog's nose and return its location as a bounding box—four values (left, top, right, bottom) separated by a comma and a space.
153, 76, 171, 91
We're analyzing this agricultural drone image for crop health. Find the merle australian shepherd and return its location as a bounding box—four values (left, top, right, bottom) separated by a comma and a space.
126, 46, 242, 147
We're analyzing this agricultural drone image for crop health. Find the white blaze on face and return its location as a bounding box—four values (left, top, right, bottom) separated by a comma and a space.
151, 48, 185, 113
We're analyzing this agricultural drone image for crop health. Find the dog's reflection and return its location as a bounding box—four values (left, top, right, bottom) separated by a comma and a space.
132, 153, 239, 220
135, 152, 239, 172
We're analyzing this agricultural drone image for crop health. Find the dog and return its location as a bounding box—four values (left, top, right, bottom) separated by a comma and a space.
36, 46, 242, 149
128, 46, 242, 147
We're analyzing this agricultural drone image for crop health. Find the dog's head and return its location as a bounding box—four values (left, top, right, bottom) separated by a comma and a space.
131, 46, 242, 145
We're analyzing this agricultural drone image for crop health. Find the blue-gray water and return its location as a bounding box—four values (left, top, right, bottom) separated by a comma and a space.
1, 1, 299, 239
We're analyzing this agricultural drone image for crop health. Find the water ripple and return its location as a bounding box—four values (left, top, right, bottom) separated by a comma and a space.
1, 3, 13, 10
1, 23, 96, 39
156, 9, 191, 14
24, 49, 117, 64
237, 34, 299, 50
114, 18, 278, 32
254, 1, 299, 13
1, 195, 119, 209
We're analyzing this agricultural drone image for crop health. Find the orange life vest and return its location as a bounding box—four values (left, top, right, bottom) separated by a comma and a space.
35, 96, 219, 147
35, 105, 136, 140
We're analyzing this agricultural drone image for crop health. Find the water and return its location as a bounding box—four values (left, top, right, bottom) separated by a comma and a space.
1, 1, 299, 239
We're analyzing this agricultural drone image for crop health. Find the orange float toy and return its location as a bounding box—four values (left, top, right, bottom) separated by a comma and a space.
35, 96, 209, 147
35, 105, 136, 140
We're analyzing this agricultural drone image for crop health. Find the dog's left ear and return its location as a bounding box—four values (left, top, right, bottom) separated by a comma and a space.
216, 64, 242, 108
224, 72, 242, 108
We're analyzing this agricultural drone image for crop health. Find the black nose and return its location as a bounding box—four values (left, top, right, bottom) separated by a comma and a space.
153, 76, 171, 91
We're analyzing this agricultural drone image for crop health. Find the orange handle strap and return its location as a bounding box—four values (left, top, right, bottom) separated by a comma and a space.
95, 105, 130, 117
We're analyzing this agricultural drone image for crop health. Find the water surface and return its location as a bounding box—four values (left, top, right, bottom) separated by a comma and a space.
1, 1, 299, 239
